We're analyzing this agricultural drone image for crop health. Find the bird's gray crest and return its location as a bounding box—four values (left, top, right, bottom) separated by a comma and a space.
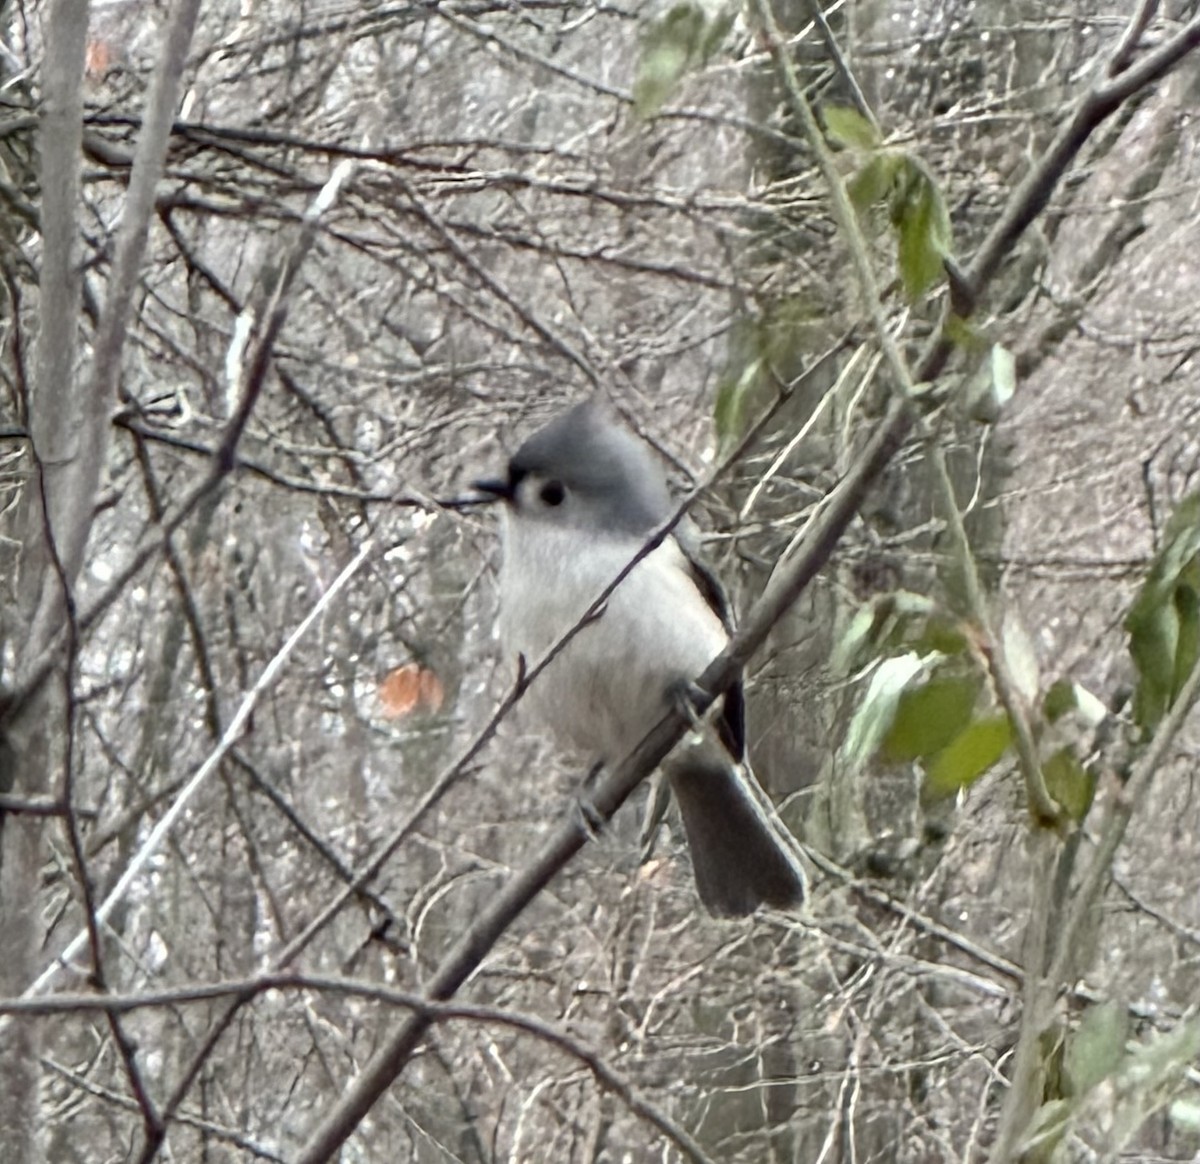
508, 396, 673, 535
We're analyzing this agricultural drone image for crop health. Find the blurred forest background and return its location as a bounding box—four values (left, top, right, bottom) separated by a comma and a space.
2, 0, 1200, 1161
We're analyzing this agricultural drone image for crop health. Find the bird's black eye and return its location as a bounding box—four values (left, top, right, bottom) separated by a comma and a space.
540, 480, 566, 507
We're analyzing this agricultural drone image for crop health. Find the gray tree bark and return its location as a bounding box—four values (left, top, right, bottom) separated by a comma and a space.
1, 0, 89, 1157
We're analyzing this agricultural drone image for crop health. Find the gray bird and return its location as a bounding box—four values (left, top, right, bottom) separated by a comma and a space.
475, 397, 806, 917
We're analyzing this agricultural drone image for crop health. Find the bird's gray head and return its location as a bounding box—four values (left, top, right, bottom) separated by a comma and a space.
474, 398, 672, 537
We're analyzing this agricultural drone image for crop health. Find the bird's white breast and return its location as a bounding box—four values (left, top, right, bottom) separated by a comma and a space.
497, 517, 728, 762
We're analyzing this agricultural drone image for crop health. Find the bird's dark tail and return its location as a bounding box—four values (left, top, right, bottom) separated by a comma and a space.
666, 747, 806, 917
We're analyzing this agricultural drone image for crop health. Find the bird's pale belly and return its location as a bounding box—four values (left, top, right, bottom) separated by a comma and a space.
498, 526, 727, 762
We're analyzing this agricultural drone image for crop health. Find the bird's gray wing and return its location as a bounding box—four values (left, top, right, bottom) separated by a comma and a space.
672, 534, 745, 762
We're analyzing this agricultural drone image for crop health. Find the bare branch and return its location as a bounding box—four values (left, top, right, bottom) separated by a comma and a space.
12, 541, 374, 1004
967, 10, 1200, 298
4, 974, 717, 1164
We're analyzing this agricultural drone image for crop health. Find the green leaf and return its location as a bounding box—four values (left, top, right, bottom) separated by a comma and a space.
1126, 491, 1200, 732
1043, 678, 1107, 726
833, 604, 881, 674
1065, 1001, 1129, 1097
634, 43, 691, 118
944, 313, 990, 354
1108, 1016, 1200, 1146
1172, 578, 1200, 701
1043, 678, 1076, 723
1032, 1015, 1200, 1158
1129, 598, 1181, 730
881, 673, 980, 762
842, 653, 936, 769
886, 591, 939, 619
716, 295, 826, 450
922, 714, 1012, 802
1043, 747, 1096, 822
633, 3, 707, 118
829, 594, 985, 689
713, 356, 762, 449
917, 615, 971, 657
760, 292, 825, 370
832, 591, 952, 674
1073, 683, 1109, 726
966, 343, 1017, 423
823, 104, 880, 150
1151, 493, 1200, 585
847, 153, 900, 215
893, 158, 953, 300
1017, 1099, 1071, 1161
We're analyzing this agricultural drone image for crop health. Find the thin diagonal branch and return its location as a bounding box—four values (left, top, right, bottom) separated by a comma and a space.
11, 541, 374, 1006
3, 160, 361, 733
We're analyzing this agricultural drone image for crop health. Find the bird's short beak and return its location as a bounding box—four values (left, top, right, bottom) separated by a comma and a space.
472, 477, 513, 503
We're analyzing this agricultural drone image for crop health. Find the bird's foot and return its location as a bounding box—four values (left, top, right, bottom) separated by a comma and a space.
668, 678, 711, 734
576, 760, 606, 839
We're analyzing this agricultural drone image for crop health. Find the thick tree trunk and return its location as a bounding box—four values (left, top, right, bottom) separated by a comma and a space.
1, 2, 89, 1159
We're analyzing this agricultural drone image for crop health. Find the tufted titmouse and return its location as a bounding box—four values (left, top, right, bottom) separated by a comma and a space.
475, 397, 806, 917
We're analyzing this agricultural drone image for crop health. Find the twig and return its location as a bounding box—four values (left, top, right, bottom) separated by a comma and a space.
1107, 0, 1160, 78
1051, 648, 1200, 989
0, 795, 89, 817
966, 9, 1200, 297
51, 508, 163, 1144
114, 416, 456, 508
127, 345, 843, 1163
752, 0, 1060, 824
3, 158, 361, 732
1, 974, 717, 1164
294, 57, 1200, 1118
39, 1056, 286, 1163
800, 0, 875, 128
11, 542, 374, 1006
261, 336, 850, 978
